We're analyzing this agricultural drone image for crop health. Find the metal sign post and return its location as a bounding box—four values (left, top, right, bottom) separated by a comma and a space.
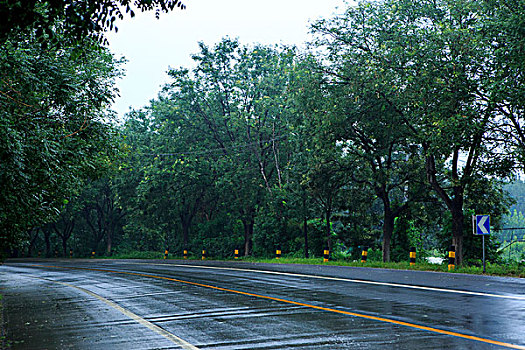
472, 215, 490, 273
482, 235, 485, 273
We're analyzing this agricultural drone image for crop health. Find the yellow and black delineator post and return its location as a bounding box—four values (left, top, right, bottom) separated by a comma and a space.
409, 247, 416, 266
234, 249, 239, 259
275, 248, 281, 259
448, 245, 456, 271
91, 251, 95, 259
38, 251, 41, 258
323, 249, 330, 262
361, 246, 368, 263
69, 249, 73, 258
183, 249, 188, 259
164, 249, 169, 259
202, 249, 207, 260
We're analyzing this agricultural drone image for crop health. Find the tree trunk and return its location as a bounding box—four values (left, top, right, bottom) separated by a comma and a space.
44, 227, 51, 258
382, 209, 396, 263
242, 218, 254, 257
302, 195, 309, 258
57, 221, 74, 257
451, 204, 464, 266
27, 228, 39, 257
426, 154, 466, 266
303, 215, 309, 258
325, 209, 332, 252
182, 220, 190, 249
106, 230, 112, 255
62, 239, 68, 257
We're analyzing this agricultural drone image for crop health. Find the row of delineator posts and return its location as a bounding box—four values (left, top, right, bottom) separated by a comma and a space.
156, 246, 459, 267
38, 249, 75, 258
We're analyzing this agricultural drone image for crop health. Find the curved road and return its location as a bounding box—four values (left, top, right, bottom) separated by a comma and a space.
1, 259, 525, 349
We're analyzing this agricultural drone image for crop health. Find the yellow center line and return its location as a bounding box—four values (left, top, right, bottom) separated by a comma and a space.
31, 264, 525, 350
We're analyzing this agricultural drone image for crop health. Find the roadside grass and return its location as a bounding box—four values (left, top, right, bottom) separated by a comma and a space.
239, 257, 525, 278
241, 257, 525, 277
109, 251, 165, 260
92, 252, 525, 278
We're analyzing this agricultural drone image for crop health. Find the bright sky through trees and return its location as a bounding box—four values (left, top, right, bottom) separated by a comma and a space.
106, 0, 348, 117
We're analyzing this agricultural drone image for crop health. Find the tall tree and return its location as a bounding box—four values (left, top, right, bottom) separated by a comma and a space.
81, 180, 126, 255
155, 39, 299, 255
1, 0, 186, 256
0, 28, 121, 252
312, 0, 514, 264
298, 52, 424, 261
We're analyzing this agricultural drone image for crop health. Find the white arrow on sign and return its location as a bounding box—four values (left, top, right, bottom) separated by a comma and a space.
477, 216, 489, 234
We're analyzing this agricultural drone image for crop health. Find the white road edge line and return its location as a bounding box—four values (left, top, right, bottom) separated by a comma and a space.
28, 275, 200, 350
123, 262, 525, 301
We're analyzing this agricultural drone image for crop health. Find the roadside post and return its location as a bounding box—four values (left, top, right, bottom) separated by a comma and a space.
361, 246, 368, 263
323, 249, 329, 262
409, 247, 416, 266
276, 248, 281, 259
183, 249, 188, 259
234, 249, 239, 259
202, 249, 207, 260
69, 249, 73, 258
164, 249, 169, 259
448, 245, 455, 270
472, 214, 490, 273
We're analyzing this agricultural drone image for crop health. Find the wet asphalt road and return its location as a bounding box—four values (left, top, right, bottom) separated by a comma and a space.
1, 259, 525, 349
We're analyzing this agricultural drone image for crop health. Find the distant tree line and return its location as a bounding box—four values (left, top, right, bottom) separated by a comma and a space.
3, 0, 525, 265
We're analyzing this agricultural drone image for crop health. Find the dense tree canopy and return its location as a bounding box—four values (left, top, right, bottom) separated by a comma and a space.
310, 0, 517, 264
119, 39, 301, 256
0, 0, 183, 252
0, 28, 122, 250
0, 0, 186, 44
4, 0, 525, 266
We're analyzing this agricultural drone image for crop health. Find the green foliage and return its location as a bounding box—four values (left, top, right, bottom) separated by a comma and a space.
6, 0, 525, 267
113, 39, 305, 257
0, 0, 186, 45
436, 209, 502, 265
499, 207, 525, 262
310, 0, 517, 265
504, 179, 525, 214
0, 25, 122, 251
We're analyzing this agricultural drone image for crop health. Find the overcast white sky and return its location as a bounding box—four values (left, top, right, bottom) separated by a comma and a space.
106, 0, 349, 117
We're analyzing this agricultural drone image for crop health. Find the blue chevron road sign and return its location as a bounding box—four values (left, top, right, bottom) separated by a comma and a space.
473, 215, 490, 235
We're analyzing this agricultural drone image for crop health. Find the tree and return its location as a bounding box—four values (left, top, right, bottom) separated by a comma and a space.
311, 0, 515, 264
155, 39, 299, 256
52, 209, 76, 257
0, 28, 122, 252
310, 6, 427, 262
137, 113, 217, 250
80, 179, 126, 255
479, 0, 525, 166
0, 0, 186, 44
24, 227, 40, 257
1, 0, 186, 256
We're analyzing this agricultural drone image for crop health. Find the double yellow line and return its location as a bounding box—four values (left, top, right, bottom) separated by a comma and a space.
32, 264, 525, 349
